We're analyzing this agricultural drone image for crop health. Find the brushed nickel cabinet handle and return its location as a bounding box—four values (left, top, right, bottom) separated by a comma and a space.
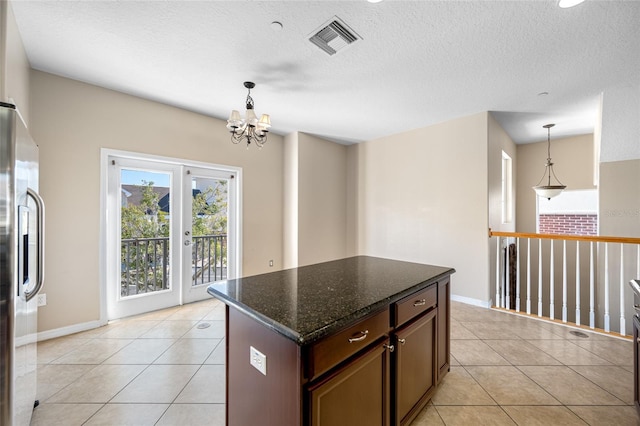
384, 344, 395, 353
398, 338, 406, 345
413, 299, 426, 307
348, 330, 369, 343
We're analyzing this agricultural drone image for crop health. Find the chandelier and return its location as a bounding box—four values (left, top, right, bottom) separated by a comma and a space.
533, 123, 566, 200
226, 81, 271, 148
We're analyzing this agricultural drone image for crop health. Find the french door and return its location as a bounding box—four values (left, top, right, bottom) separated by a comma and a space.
182, 166, 238, 304
104, 151, 240, 320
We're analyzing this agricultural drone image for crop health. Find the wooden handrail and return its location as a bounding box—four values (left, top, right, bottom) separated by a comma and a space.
489, 230, 640, 245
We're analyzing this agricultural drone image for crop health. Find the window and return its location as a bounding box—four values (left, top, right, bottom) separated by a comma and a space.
501, 151, 513, 224
536, 189, 598, 235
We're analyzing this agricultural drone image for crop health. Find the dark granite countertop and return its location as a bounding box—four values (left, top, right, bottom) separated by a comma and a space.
207, 256, 454, 346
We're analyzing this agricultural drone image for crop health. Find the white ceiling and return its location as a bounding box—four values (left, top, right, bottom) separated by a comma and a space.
10, 0, 640, 145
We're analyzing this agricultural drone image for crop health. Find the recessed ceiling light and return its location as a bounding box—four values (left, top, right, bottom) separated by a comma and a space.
271, 21, 283, 31
558, 0, 585, 8
367, 0, 384, 3
538, 91, 549, 96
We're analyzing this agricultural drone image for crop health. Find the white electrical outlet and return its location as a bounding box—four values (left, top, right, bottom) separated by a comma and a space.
269, 260, 274, 267
37, 293, 47, 307
250, 346, 267, 375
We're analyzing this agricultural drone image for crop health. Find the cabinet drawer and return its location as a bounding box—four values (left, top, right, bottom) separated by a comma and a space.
309, 308, 389, 380
393, 284, 437, 327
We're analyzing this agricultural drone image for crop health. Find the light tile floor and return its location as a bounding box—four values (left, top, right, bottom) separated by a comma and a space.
31, 299, 640, 425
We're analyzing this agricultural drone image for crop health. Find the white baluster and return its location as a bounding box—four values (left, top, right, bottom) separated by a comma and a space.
575, 241, 581, 326
550, 240, 555, 320
589, 241, 595, 329
604, 243, 610, 332
526, 238, 531, 314
495, 237, 501, 308
620, 244, 626, 336
538, 239, 543, 317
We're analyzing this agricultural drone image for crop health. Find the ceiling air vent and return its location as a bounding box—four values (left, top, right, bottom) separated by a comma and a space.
309, 17, 361, 56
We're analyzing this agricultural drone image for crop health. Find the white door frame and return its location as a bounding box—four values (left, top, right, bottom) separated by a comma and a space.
100, 149, 242, 322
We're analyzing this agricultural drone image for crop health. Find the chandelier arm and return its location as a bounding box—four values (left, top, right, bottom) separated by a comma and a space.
230, 129, 245, 144
249, 125, 268, 147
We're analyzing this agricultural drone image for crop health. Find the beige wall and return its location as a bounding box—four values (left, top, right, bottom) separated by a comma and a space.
30, 70, 284, 333
599, 160, 640, 238
354, 112, 491, 304
1, 1, 30, 122
282, 132, 298, 269
516, 134, 595, 233
297, 133, 348, 266
346, 144, 359, 257
283, 132, 349, 267
488, 112, 517, 233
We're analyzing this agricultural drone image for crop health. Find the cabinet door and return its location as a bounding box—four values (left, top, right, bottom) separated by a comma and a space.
395, 308, 437, 426
437, 278, 450, 382
308, 339, 391, 426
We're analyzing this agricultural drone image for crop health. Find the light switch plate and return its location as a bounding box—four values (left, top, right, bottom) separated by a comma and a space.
250, 346, 267, 375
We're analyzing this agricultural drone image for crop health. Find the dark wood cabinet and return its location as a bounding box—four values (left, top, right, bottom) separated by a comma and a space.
212, 259, 453, 426
437, 277, 450, 382
308, 339, 391, 426
394, 308, 437, 426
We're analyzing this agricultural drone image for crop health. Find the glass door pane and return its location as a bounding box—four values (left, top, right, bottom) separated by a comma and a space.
190, 175, 228, 286
120, 169, 172, 297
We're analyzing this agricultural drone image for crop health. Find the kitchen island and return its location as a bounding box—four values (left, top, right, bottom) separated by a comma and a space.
207, 256, 454, 426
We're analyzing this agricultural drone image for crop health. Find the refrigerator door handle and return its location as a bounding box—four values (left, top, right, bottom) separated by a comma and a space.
25, 187, 45, 301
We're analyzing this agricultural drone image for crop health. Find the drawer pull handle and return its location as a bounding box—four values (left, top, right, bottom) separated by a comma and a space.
348, 330, 369, 343
413, 299, 427, 307
398, 338, 406, 345
384, 344, 395, 353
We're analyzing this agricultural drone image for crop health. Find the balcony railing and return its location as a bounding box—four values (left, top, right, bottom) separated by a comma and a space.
121, 234, 227, 296
192, 234, 227, 286
490, 231, 640, 336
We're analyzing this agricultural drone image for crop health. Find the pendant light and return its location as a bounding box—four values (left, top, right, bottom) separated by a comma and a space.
533, 123, 566, 200
226, 81, 271, 149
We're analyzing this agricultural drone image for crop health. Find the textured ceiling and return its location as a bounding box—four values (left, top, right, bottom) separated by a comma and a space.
10, 0, 640, 145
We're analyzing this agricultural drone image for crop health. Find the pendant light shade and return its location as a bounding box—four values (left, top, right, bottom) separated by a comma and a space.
533, 123, 566, 200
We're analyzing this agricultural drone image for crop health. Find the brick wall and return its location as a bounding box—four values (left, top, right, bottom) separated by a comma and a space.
538, 214, 598, 236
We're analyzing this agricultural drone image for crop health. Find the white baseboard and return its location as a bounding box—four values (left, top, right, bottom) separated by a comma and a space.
37, 319, 107, 342
451, 294, 492, 309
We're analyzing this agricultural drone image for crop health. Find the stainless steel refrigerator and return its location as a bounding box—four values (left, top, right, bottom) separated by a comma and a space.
1, 101, 44, 425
